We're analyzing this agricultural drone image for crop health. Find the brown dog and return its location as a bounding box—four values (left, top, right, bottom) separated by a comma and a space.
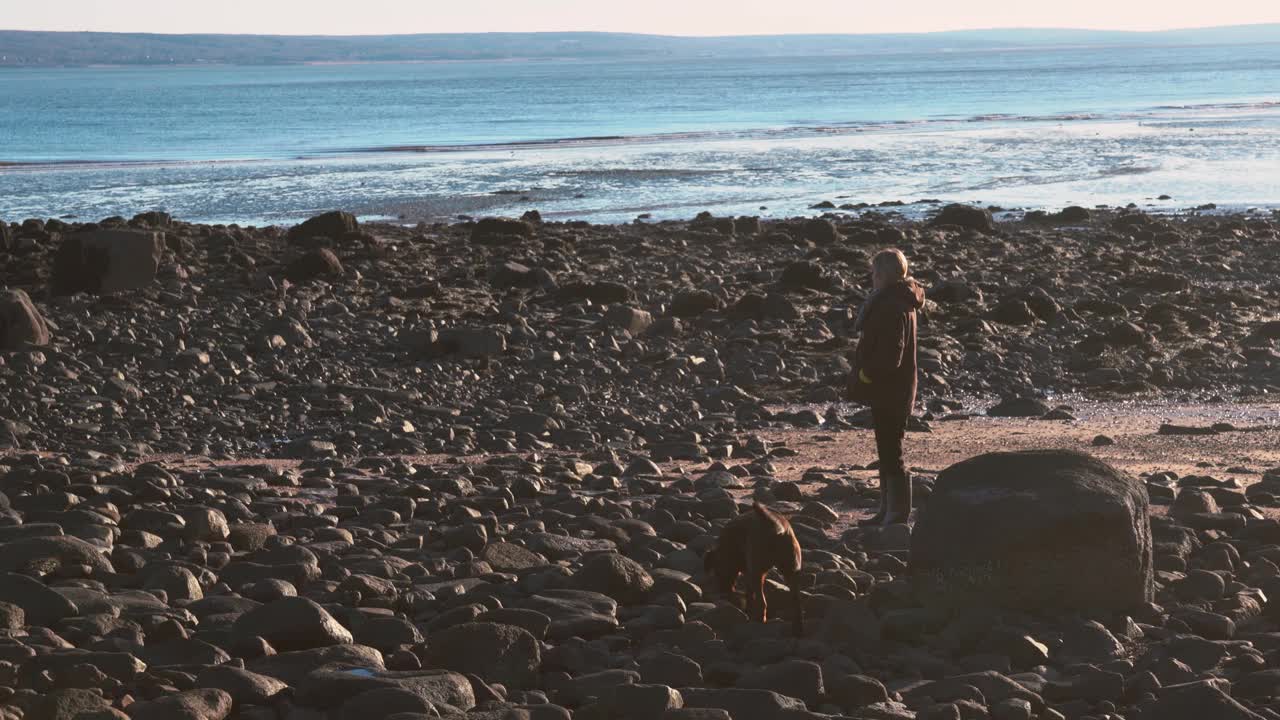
703, 501, 804, 635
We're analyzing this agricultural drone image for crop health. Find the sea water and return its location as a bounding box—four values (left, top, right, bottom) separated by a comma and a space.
1, 42, 1279, 224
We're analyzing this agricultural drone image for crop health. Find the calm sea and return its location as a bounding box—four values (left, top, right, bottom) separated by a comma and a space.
2, 42, 1280, 224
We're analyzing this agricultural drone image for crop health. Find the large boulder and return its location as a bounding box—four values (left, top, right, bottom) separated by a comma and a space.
52, 230, 163, 295
0, 289, 50, 350
910, 450, 1153, 612
931, 203, 995, 233
287, 211, 358, 243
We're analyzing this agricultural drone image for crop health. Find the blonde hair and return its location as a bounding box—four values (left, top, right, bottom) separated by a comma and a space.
872, 248, 909, 280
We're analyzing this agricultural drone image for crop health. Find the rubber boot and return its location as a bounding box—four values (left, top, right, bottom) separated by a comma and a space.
858, 478, 888, 526
882, 471, 912, 525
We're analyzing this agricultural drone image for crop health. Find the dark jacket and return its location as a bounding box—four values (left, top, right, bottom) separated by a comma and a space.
849, 278, 925, 415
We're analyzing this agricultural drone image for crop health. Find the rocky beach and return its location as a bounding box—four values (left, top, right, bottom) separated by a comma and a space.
1, 204, 1280, 720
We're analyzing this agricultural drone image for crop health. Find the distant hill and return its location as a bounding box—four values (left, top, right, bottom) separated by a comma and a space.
0, 25, 1277, 67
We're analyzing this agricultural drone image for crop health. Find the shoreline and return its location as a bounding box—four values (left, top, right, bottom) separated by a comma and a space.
3, 205, 1279, 459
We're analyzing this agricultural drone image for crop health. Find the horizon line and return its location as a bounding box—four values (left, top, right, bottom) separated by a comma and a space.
2, 22, 1279, 39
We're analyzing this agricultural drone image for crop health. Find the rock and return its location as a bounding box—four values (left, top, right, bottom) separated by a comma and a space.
0, 535, 114, 575
1159, 423, 1219, 436
476, 608, 551, 640
182, 507, 230, 543
472, 217, 534, 243
670, 290, 721, 317
232, 597, 354, 651
31, 688, 114, 720
433, 327, 507, 358
931, 204, 995, 233
195, 666, 289, 706
610, 684, 684, 720
340, 687, 436, 720
1150, 680, 1263, 720
0, 572, 79, 626
910, 450, 1153, 612
987, 397, 1051, 417
1172, 490, 1220, 520
606, 306, 654, 336
1235, 669, 1280, 700
424, 622, 540, 689
910, 671, 1042, 708
0, 289, 51, 350
480, 542, 547, 572
827, 674, 889, 710
30, 650, 146, 683
228, 523, 277, 552
559, 280, 634, 304
990, 299, 1039, 325
0, 600, 21, 630
928, 280, 983, 304
1058, 206, 1091, 223
679, 688, 807, 720
736, 659, 823, 707
286, 248, 344, 283
248, 645, 386, 688
52, 229, 164, 295
574, 553, 655, 604
638, 651, 703, 687
288, 211, 358, 242
527, 533, 616, 560
800, 218, 839, 244
780, 261, 831, 290
992, 698, 1034, 720
489, 261, 536, 289
296, 668, 474, 712
124, 688, 233, 720
139, 564, 203, 602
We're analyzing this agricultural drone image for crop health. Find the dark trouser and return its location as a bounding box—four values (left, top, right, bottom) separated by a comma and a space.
871, 404, 908, 479
871, 404, 911, 520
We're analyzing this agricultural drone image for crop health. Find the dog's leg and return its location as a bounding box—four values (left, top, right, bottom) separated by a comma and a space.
747, 570, 768, 623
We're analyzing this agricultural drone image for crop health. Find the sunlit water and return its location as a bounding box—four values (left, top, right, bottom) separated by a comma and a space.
2, 42, 1279, 225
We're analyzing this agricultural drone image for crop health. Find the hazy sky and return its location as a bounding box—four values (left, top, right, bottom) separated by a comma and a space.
4, 0, 1280, 35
